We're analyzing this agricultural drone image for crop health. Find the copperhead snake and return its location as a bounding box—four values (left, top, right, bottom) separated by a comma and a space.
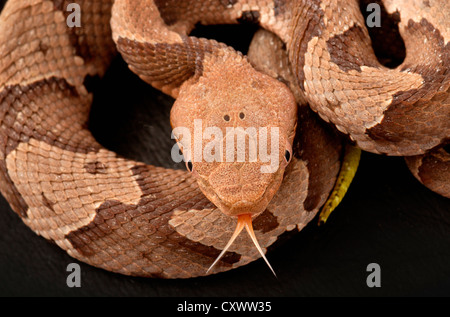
0, 0, 448, 279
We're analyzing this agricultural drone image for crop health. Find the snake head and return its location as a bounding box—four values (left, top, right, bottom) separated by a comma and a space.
171, 61, 297, 218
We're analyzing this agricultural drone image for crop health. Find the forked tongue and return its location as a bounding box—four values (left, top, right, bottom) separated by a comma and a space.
206, 214, 276, 277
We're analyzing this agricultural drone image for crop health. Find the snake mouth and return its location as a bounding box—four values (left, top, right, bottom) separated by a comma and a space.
198, 180, 273, 217
206, 213, 276, 277
194, 174, 279, 275
196, 166, 285, 217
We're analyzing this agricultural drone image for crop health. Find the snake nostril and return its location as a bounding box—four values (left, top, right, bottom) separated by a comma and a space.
239, 112, 245, 119
224, 114, 230, 122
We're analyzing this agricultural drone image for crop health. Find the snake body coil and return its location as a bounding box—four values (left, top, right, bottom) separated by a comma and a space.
0, 0, 448, 278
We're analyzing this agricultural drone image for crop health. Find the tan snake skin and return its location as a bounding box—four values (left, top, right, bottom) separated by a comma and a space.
0, 0, 448, 278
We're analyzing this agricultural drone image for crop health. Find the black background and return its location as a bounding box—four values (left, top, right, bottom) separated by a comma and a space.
0, 0, 449, 297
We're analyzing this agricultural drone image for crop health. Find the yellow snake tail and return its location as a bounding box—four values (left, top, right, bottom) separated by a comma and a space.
318, 144, 362, 225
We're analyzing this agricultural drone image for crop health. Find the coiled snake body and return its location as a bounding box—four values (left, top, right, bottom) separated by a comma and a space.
0, 0, 448, 278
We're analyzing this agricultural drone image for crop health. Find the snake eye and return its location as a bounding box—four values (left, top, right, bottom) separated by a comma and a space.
186, 160, 194, 172
284, 149, 292, 163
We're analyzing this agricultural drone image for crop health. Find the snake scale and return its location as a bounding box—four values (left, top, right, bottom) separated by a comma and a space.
0, 0, 448, 278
